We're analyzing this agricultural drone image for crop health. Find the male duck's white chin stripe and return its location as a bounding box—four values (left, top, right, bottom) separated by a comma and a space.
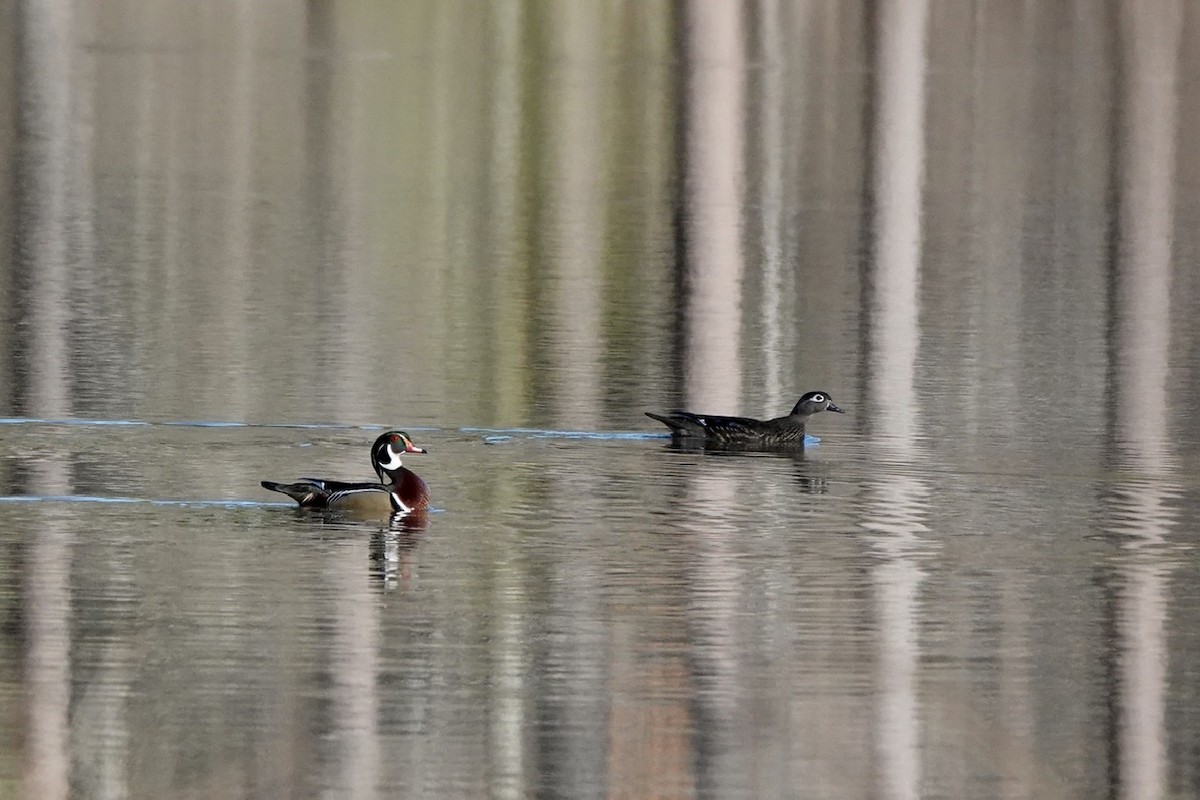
376, 445, 404, 471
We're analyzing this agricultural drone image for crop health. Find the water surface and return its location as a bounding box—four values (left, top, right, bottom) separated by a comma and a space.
2, 2, 1200, 798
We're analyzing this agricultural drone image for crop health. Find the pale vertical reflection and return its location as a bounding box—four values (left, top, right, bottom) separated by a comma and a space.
130, 14, 159, 305
75, 639, 131, 799
545, 3, 604, 425
15, 2, 75, 799
605, 621, 696, 798
486, 16, 529, 781
685, 474, 745, 795
323, 14, 371, 424
537, 10, 608, 787
679, 4, 747, 792
1111, 3, 1182, 799
682, 1, 744, 411
492, 579, 527, 800
307, 17, 381, 789
159, 19, 185, 377
16, 0, 72, 421
21, 505, 72, 800
1113, 6, 1176, 456
996, 589, 1033, 800
864, 2, 930, 800
329, 542, 381, 800
215, 0, 255, 423
871, 0, 926, 446
64, 10, 126, 795
488, 3, 529, 426
757, 0, 785, 414
306, 20, 369, 766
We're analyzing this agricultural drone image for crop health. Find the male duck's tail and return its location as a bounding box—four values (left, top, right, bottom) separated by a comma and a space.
261, 480, 323, 507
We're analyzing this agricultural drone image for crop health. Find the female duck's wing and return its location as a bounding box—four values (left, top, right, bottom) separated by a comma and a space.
694, 414, 768, 441
646, 410, 765, 439
647, 410, 705, 435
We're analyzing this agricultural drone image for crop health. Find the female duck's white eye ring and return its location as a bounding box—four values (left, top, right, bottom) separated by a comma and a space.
812, 394, 824, 403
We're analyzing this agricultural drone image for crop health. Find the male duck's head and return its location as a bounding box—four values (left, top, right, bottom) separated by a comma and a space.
371, 430, 427, 482
790, 391, 844, 417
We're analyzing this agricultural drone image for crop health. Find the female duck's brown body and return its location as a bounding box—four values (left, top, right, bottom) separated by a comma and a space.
646, 391, 844, 446
261, 431, 429, 515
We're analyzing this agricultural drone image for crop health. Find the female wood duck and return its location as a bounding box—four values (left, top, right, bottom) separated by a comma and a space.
261, 431, 430, 515
646, 391, 844, 446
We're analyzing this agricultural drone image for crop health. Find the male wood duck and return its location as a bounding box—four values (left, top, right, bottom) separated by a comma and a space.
646, 391, 845, 446
261, 431, 429, 515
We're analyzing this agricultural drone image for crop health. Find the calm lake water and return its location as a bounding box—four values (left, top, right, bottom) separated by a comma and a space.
3, 2, 1200, 798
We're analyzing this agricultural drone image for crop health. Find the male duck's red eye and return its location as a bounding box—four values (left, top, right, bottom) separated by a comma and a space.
390, 434, 400, 444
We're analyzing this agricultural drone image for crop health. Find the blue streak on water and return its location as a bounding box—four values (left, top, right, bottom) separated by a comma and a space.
0, 495, 290, 508
0, 418, 151, 426
161, 421, 250, 428
0, 416, 818, 444
0, 496, 448, 515
0, 417, 439, 431
463, 427, 670, 441
469, 427, 820, 445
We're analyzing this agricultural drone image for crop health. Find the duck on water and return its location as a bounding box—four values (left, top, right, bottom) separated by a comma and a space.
261, 430, 430, 516
646, 391, 844, 446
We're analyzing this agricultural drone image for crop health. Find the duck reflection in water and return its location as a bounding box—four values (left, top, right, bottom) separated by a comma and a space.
368, 511, 428, 591
664, 439, 832, 494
